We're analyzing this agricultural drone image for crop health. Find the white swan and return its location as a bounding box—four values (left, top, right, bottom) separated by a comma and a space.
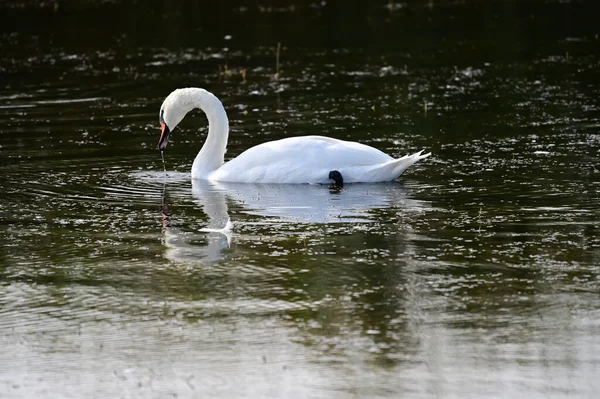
158, 87, 430, 184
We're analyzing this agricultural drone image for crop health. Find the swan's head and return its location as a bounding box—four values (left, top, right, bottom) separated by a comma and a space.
158, 89, 193, 151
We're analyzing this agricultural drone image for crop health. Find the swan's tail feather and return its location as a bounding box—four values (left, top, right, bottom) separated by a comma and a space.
389, 150, 431, 179
344, 150, 430, 182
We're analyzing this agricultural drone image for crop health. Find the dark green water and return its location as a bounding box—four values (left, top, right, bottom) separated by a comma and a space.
1, 1, 599, 397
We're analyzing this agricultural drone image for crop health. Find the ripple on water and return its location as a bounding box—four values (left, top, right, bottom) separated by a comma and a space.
1, 8, 600, 397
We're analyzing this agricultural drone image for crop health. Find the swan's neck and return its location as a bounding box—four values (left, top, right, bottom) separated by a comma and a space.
188, 89, 229, 179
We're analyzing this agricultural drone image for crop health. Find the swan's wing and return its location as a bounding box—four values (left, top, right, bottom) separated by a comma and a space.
211, 136, 394, 183
233, 136, 394, 167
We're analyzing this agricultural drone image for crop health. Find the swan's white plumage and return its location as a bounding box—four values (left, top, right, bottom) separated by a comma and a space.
159, 88, 430, 184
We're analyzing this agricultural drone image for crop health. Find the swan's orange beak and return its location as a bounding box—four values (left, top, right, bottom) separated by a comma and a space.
158, 122, 170, 151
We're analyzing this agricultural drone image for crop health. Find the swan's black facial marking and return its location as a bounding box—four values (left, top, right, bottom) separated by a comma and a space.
158, 109, 171, 151
329, 170, 343, 188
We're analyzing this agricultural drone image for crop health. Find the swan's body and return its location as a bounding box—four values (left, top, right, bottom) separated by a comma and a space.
158, 88, 430, 184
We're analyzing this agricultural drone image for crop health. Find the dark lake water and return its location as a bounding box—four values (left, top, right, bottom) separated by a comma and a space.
1, 1, 599, 397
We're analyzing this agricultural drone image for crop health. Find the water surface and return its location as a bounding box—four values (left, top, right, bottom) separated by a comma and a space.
1, 1, 599, 398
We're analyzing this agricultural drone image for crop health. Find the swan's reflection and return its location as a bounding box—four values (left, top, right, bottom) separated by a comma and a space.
162, 179, 429, 263
161, 180, 232, 263
194, 180, 427, 224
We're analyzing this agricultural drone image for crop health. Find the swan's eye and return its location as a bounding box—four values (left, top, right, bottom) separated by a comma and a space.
160, 109, 166, 124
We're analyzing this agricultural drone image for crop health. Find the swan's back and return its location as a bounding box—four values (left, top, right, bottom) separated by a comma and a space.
208, 135, 395, 183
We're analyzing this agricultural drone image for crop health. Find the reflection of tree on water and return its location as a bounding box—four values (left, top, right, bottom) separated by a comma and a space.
159, 178, 434, 364
258, 226, 428, 367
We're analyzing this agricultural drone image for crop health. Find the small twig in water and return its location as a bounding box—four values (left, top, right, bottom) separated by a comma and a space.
275, 42, 281, 82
